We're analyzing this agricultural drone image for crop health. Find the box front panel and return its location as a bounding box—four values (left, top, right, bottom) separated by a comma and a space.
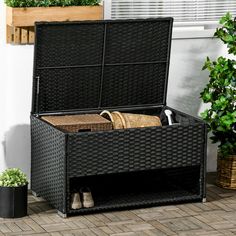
67, 123, 205, 178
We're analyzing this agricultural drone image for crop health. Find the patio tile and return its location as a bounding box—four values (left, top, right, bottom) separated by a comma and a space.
0, 173, 236, 236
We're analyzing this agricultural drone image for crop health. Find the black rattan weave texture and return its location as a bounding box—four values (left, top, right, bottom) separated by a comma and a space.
36, 23, 104, 68
38, 67, 101, 112
32, 18, 173, 114
31, 116, 66, 213
67, 124, 205, 177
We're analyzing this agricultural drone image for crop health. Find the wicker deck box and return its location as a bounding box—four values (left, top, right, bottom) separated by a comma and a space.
31, 19, 207, 217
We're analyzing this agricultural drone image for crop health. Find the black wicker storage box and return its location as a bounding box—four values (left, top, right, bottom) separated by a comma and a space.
31, 18, 207, 217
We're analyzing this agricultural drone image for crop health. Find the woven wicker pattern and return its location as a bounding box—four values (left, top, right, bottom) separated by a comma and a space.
32, 19, 173, 114
41, 114, 112, 132
105, 21, 170, 63
31, 116, 66, 213
217, 154, 236, 189
101, 64, 167, 107
36, 67, 101, 112
67, 123, 205, 177
36, 23, 104, 68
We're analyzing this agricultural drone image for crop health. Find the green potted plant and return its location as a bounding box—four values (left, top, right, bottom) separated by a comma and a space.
200, 12, 236, 189
5, 0, 103, 44
0, 168, 28, 218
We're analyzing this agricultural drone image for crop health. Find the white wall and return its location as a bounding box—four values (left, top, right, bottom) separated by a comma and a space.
0, 2, 228, 179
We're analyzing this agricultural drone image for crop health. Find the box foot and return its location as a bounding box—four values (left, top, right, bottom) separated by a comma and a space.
31, 190, 40, 197
57, 211, 67, 218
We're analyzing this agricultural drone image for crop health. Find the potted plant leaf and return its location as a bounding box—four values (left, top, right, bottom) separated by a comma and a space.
200, 12, 236, 189
5, 0, 103, 44
0, 168, 28, 218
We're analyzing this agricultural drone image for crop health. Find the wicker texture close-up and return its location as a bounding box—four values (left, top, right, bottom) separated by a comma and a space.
104, 21, 170, 63
101, 64, 167, 107
41, 114, 112, 132
67, 118, 205, 177
217, 154, 236, 189
35, 23, 105, 68
31, 116, 66, 213
36, 67, 102, 112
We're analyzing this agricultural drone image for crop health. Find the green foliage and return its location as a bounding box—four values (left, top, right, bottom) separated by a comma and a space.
215, 12, 236, 55
0, 168, 28, 187
5, 0, 100, 7
200, 13, 236, 157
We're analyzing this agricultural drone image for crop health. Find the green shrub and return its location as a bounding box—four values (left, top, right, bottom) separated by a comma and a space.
200, 13, 236, 157
0, 168, 28, 187
5, 0, 100, 7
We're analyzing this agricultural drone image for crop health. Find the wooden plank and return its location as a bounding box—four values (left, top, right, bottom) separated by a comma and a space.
6, 24, 13, 43
6, 6, 103, 27
21, 27, 28, 44
13, 27, 21, 44
6, 6, 13, 26
28, 27, 35, 44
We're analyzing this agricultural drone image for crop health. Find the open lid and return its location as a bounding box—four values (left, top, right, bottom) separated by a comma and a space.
32, 18, 173, 115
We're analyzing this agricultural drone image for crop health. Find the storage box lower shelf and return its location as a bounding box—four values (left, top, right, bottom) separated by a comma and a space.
67, 166, 203, 215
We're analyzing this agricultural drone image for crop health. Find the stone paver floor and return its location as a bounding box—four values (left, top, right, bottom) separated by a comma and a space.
0, 173, 236, 236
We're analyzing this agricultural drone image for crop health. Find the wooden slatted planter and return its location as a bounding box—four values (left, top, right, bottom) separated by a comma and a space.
6, 5, 103, 44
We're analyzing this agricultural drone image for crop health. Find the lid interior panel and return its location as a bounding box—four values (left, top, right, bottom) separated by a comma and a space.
101, 63, 167, 107
36, 67, 102, 113
104, 21, 171, 64
32, 19, 173, 114
36, 23, 105, 68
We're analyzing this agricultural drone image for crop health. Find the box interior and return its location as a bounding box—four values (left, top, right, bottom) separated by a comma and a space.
39, 106, 202, 133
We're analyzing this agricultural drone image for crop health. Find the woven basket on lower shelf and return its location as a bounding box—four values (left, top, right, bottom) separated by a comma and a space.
216, 154, 236, 189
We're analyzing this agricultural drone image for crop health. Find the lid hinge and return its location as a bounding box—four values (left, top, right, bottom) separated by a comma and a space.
35, 76, 40, 117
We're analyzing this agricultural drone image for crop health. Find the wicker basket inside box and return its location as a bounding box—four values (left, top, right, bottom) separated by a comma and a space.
41, 114, 112, 132
30, 19, 207, 217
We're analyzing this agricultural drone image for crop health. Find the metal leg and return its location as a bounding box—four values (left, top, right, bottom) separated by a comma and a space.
31, 190, 40, 197
202, 197, 207, 203
57, 211, 68, 218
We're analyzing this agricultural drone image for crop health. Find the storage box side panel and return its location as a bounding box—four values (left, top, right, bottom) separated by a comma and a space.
200, 123, 207, 199
67, 124, 205, 177
31, 116, 66, 213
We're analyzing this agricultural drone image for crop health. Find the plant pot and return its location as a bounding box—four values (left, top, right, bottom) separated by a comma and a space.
6, 5, 103, 44
0, 184, 28, 218
216, 153, 236, 189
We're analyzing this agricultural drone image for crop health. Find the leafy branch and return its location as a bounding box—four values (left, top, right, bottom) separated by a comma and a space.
200, 13, 236, 157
